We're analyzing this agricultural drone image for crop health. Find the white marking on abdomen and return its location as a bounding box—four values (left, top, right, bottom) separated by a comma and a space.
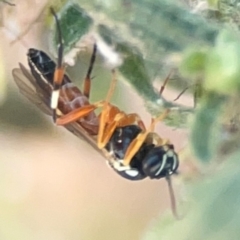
51, 90, 60, 109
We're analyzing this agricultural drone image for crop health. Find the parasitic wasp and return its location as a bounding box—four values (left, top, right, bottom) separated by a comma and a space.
12, 7, 180, 218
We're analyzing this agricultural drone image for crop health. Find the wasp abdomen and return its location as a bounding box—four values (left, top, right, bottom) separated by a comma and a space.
57, 83, 99, 135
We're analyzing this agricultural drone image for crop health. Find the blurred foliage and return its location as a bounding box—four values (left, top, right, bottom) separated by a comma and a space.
0, 0, 15, 6
179, 27, 240, 162
50, 1, 198, 128
0, 87, 52, 131
190, 92, 226, 162
143, 150, 240, 240
98, 24, 160, 102
130, 1, 240, 239
0, 44, 6, 106
3, 0, 240, 239
204, 30, 240, 93
77, 0, 219, 75
51, 2, 93, 54
207, 0, 240, 29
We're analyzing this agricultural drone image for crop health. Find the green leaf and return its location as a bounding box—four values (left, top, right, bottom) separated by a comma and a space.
80, 0, 219, 80
52, 2, 93, 54
98, 24, 159, 102
49, 1, 219, 128
190, 92, 226, 163
204, 30, 240, 94
180, 49, 207, 78
207, 0, 220, 10
98, 24, 194, 127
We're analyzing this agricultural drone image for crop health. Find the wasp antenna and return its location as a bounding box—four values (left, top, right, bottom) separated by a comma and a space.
165, 174, 181, 220
50, 7, 65, 123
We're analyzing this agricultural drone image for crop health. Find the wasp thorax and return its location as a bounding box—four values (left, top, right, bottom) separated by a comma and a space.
106, 125, 142, 159
142, 145, 179, 179
105, 125, 179, 180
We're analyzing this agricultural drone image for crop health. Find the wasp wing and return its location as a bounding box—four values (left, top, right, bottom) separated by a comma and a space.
12, 64, 105, 157
13, 64, 52, 115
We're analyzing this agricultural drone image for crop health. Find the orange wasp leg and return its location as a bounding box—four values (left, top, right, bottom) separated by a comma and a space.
50, 8, 65, 123
123, 109, 170, 166
56, 68, 117, 127
120, 70, 173, 166
97, 69, 146, 149
56, 100, 105, 125
98, 110, 146, 149
97, 69, 117, 148
50, 8, 98, 124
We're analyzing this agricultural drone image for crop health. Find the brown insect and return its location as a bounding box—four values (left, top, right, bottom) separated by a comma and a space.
12, 8, 180, 218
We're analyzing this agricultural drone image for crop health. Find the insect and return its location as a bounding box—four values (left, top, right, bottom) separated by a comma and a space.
12, 7, 180, 218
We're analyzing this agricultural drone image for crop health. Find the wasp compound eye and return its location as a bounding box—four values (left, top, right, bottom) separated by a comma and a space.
142, 145, 179, 179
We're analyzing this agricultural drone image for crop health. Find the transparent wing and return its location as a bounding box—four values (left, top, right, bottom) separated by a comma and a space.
12, 64, 105, 158
12, 64, 51, 115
